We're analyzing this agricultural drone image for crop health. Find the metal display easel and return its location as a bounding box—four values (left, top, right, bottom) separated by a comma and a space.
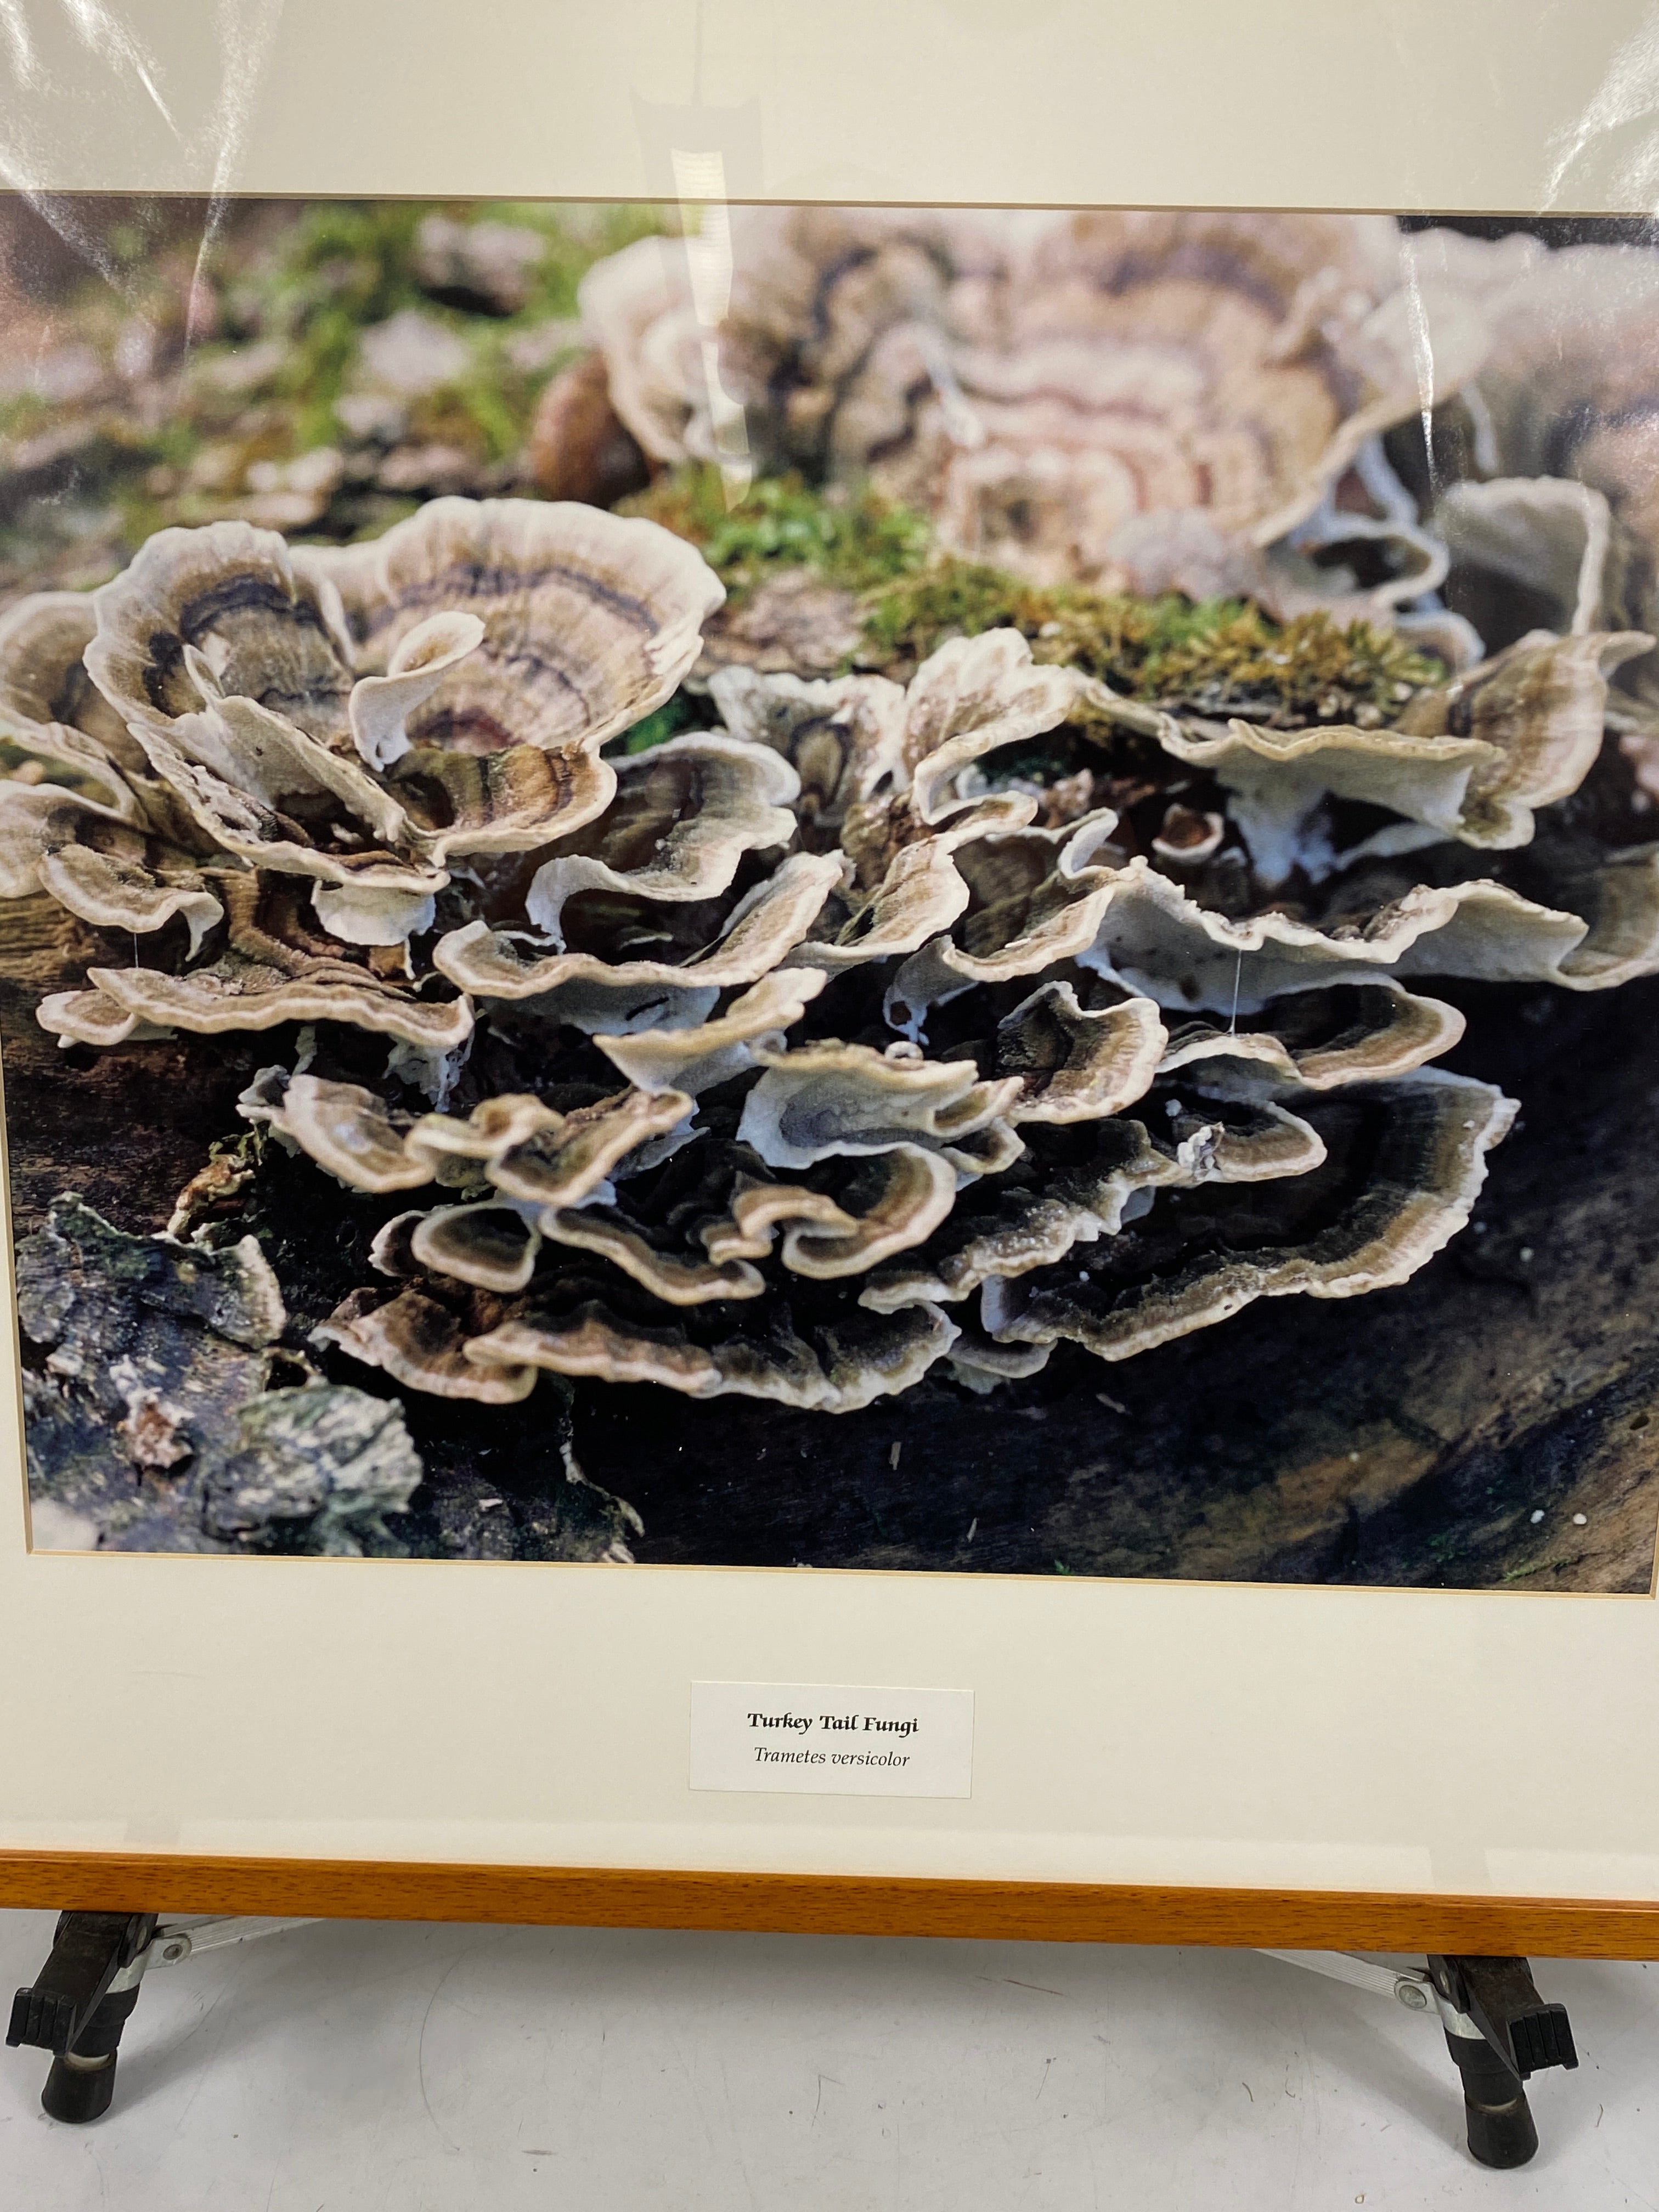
1259, 1948, 1578, 2166
6, 1914, 1578, 2167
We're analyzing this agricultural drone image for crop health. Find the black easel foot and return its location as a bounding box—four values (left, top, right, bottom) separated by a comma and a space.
1443, 2028, 1539, 2168
7, 1911, 157, 2125
37, 1978, 148, 2123
1427, 1954, 1577, 2168
42, 2046, 119, 2126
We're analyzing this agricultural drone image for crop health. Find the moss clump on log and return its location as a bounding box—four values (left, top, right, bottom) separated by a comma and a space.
624, 461, 1443, 728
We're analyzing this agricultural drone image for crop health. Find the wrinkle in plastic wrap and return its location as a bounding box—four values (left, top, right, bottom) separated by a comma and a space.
0, 0, 283, 319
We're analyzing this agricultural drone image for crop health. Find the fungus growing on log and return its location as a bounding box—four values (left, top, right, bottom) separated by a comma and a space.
4, 478, 1655, 1419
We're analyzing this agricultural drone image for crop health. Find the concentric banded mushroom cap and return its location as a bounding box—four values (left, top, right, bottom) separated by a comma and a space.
84, 520, 360, 746
583, 208, 1503, 599
314, 496, 724, 757
0, 591, 145, 766
433, 848, 844, 1032
361, 1273, 964, 1414
580, 207, 1010, 477
522, 732, 802, 941
736, 1038, 1024, 1176
0, 497, 741, 1043
859, 1088, 1329, 1317
975, 1069, 1516, 1362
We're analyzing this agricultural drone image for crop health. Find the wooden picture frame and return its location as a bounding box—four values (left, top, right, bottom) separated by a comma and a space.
5, 1856, 1659, 1959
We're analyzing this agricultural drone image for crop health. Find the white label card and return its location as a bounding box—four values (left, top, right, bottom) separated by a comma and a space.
690, 1681, 974, 1799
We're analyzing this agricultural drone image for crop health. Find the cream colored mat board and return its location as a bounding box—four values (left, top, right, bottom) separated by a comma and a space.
0, 1, 1652, 213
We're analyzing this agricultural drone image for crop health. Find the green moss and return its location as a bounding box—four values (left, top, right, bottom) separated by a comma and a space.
617, 690, 702, 755
0, 392, 54, 443
863, 557, 1443, 724
82, 199, 659, 493
392, 202, 664, 465
620, 464, 933, 599
487, 200, 664, 325
251, 199, 665, 458
256, 202, 430, 447
0, 200, 676, 574
626, 465, 1442, 723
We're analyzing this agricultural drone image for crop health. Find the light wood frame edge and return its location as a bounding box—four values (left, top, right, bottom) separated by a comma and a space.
2, 1854, 1657, 1955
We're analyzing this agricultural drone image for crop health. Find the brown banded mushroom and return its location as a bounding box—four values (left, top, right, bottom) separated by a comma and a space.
1069, 853, 1652, 1010
1156, 980, 1466, 1094
84, 519, 362, 746
0, 499, 731, 1051
313, 496, 722, 758
0, 713, 222, 951
1133, 629, 1654, 887
975, 1069, 1515, 1363
0, 591, 147, 768
535, 1204, 769, 1305
883, 212, 1486, 605
536, 1131, 966, 1296
720, 631, 1088, 975
432, 849, 845, 1034
758, 1147, 961, 1278
882, 811, 1123, 1035
582, 208, 1502, 607
943, 1329, 1056, 1394
594, 968, 828, 1096
859, 1090, 1328, 1318
314, 1282, 540, 1405
407, 1203, 546, 1295
519, 733, 802, 943
707, 663, 907, 840
250, 1071, 694, 1205
460, 1275, 963, 1413
38, 960, 475, 1052
134, 695, 451, 947
318, 1248, 965, 1412
1151, 806, 1226, 872
736, 1037, 1024, 1178
1437, 476, 1625, 658
577, 208, 1007, 481
881, 822, 1471, 1101
34, 862, 477, 1050
991, 980, 1167, 1125
354, 1093, 969, 1327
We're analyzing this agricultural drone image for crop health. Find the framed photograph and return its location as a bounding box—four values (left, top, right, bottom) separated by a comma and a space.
2, 0, 1658, 1953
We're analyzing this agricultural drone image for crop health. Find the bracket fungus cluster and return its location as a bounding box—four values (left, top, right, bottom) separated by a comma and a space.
4, 482, 1654, 1420
0, 496, 720, 1051
1399, 237, 1659, 741
580, 208, 1509, 619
